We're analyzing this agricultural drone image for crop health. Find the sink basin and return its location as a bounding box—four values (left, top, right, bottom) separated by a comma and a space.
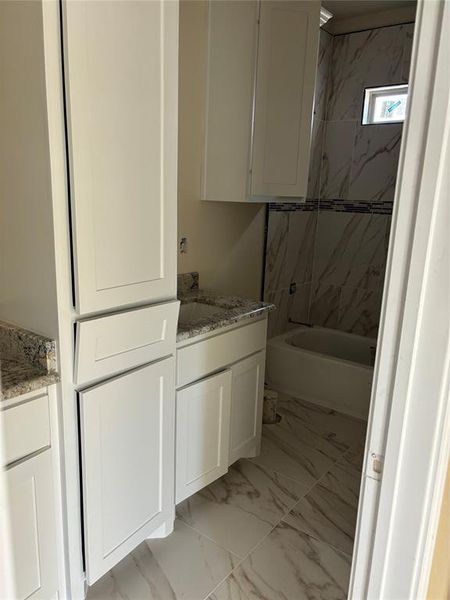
178, 302, 227, 325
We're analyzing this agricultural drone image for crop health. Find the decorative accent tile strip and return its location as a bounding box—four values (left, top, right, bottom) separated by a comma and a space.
268, 199, 393, 215
268, 199, 319, 212
319, 199, 393, 214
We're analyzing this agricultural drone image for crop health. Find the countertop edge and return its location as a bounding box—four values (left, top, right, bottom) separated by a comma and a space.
1, 371, 60, 402
176, 303, 274, 343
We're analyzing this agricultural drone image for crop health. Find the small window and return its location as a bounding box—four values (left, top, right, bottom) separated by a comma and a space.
362, 84, 408, 125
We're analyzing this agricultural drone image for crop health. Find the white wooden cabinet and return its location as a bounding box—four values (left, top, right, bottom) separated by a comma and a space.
176, 370, 232, 504
6, 450, 58, 600
79, 358, 175, 585
229, 351, 265, 465
63, 0, 178, 314
202, 0, 320, 203
251, 1, 320, 198
175, 317, 268, 502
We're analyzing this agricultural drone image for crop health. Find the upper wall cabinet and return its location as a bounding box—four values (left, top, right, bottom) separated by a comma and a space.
62, 0, 178, 315
202, 0, 320, 203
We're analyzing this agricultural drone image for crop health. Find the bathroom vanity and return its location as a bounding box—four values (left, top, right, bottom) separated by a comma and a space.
175, 278, 274, 504
1, 322, 61, 600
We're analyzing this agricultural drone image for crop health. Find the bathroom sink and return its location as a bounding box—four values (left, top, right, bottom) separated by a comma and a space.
178, 302, 227, 325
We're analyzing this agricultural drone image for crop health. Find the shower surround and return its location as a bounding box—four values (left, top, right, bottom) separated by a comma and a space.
265, 22, 414, 339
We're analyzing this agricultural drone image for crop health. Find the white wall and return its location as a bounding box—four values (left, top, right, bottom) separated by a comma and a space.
178, 0, 266, 299
0, 1, 59, 338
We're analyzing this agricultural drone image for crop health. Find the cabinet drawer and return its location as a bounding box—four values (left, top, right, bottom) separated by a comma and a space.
3, 395, 50, 466
177, 317, 267, 388
75, 300, 179, 386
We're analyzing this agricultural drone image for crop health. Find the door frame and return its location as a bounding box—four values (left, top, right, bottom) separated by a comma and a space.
349, 0, 450, 597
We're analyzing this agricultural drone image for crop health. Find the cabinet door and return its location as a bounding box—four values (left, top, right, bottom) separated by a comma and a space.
201, 0, 258, 202
229, 351, 266, 465
176, 370, 232, 504
63, 0, 178, 314
251, 0, 320, 198
80, 358, 175, 584
7, 451, 58, 600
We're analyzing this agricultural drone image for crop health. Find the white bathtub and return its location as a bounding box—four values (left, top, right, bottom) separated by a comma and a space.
266, 326, 375, 420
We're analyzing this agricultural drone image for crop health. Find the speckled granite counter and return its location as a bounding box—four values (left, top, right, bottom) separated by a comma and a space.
177, 285, 275, 343
0, 321, 59, 401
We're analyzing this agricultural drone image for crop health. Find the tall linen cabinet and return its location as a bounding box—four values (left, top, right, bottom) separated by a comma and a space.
4, 0, 180, 595
62, 0, 179, 587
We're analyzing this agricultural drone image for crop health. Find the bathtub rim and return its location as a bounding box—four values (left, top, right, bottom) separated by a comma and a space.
268, 325, 376, 372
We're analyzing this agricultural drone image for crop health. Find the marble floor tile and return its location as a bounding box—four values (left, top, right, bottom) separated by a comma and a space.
229, 522, 351, 600
275, 407, 347, 461
277, 394, 367, 452
87, 519, 240, 600
283, 483, 358, 555
250, 419, 338, 488
208, 575, 252, 600
146, 520, 240, 600
176, 459, 309, 558
319, 449, 365, 509
339, 445, 365, 473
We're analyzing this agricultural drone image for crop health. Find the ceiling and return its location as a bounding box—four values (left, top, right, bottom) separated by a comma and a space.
322, 0, 416, 19
322, 0, 417, 34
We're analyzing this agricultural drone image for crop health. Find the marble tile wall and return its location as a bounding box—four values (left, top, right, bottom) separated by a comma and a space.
264, 207, 317, 338
265, 23, 414, 338
264, 30, 332, 338
320, 23, 413, 207
309, 212, 390, 336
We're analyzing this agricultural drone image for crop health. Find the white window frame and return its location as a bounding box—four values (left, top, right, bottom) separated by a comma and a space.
362, 84, 408, 125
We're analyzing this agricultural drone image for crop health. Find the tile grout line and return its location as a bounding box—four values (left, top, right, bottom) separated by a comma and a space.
203, 397, 366, 598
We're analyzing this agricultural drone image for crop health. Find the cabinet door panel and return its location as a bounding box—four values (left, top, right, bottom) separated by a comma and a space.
176, 370, 231, 503
80, 358, 175, 584
63, 0, 178, 314
202, 0, 258, 202
7, 451, 58, 600
251, 0, 320, 198
229, 351, 265, 465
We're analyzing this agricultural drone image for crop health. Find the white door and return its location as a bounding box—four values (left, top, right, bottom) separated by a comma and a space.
229, 351, 265, 465
79, 358, 175, 584
251, 0, 320, 198
62, 0, 178, 314
7, 451, 58, 600
176, 370, 232, 504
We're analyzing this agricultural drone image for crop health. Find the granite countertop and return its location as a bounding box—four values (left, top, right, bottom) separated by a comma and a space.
0, 321, 60, 401
177, 289, 275, 342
